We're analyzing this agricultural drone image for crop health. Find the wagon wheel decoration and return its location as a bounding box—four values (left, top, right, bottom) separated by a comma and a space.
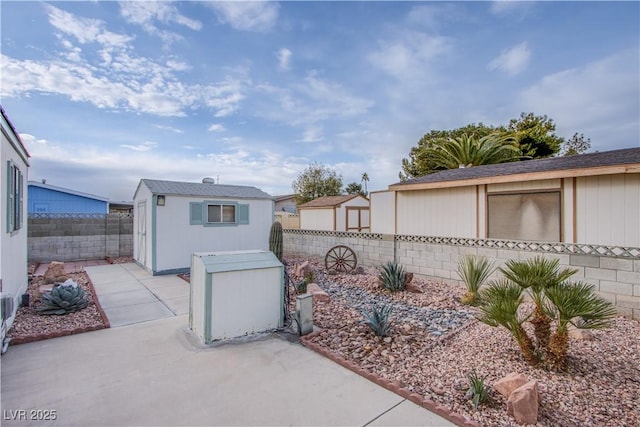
325, 245, 357, 274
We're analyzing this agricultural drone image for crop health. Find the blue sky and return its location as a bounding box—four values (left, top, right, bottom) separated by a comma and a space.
2, 1, 638, 202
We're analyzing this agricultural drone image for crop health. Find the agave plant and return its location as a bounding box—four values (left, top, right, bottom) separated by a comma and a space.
544, 281, 617, 369
500, 256, 576, 354
465, 369, 490, 411
36, 283, 89, 315
361, 304, 393, 337
378, 261, 407, 292
478, 279, 538, 365
458, 255, 495, 305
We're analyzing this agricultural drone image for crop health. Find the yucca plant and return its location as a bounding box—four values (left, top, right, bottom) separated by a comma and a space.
458, 255, 495, 305
465, 369, 490, 410
36, 283, 89, 315
379, 261, 407, 292
500, 256, 576, 354
478, 279, 539, 365
361, 304, 393, 337
544, 281, 617, 369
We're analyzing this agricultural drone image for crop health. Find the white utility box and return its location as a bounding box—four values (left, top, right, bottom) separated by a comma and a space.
190, 250, 284, 343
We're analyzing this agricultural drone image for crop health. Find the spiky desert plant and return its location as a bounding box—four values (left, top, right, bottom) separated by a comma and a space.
361, 304, 393, 337
478, 279, 539, 365
378, 261, 407, 292
544, 281, 617, 369
465, 369, 490, 410
500, 256, 576, 354
36, 284, 89, 315
269, 221, 283, 262
458, 255, 495, 305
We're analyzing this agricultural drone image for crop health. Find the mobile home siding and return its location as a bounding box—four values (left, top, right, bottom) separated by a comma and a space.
28, 186, 108, 214
370, 191, 396, 234
396, 186, 476, 237
575, 174, 640, 247
300, 208, 334, 231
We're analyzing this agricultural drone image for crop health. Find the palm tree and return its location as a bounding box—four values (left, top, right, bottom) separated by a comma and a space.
425, 133, 521, 170
544, 282, 617, 369
360, 172, 369, 196
478, 280, 538, 365
500, 257, 576, 354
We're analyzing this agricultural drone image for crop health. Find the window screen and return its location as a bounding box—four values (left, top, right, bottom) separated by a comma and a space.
487, 192, 560, 241
207, 204, 236, 223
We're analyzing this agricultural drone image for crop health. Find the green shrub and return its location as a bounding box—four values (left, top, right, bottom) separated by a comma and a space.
458, 255, 495, 305
37, 283, 89, 315
465, 369, 490, 410
361, 304, 393, 337
379, 261, 407, 292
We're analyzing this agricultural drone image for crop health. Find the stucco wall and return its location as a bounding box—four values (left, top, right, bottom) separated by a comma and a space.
284, 229, 640, 319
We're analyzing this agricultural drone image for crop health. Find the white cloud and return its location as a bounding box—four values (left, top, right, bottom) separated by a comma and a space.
490, 1, 533, 16
155, 125, 184, 134
520, 48, 639, 150
488, 42, 531, 76
0, 5, 246, 118
298, 126, 323, 143
120, 141, 158, 152
208, 124, 226, 132
277, 48, 292, 70
206, 1, 279, 32
119, 1, 201, 43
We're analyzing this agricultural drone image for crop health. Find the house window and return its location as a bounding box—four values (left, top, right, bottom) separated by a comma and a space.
487, 191, 560, 242
6, 161, 23, 233
207, 204, 236, 224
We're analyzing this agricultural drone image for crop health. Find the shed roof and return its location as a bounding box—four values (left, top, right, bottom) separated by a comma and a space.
139, 179, 272, 199
299, 195, 363, 208
390, 147, 640, 191
28, 181, 109, 202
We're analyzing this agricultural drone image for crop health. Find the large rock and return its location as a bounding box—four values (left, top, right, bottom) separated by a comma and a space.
507, 380, 539, 425
569, 326, 595, 341
294, 261, 312, 278
43, 262, 66, 283
494, 372, 528, 398
306, 283, 330, 302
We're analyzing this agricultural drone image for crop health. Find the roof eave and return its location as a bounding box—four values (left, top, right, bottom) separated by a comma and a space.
389, 163, 640, 191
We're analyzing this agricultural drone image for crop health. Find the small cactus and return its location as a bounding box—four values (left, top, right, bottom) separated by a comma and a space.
269, 221, 283, 261
36, 282, 89, 315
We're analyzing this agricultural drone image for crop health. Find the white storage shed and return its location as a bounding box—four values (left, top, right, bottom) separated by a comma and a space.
133, 179, 274, 275
298, 195, 369, 232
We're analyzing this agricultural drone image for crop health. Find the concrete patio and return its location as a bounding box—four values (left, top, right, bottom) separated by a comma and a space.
0, 263, 455, 426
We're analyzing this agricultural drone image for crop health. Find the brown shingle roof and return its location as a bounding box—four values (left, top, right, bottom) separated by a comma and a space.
390, 147, 640, 190
298, 195, 360, 208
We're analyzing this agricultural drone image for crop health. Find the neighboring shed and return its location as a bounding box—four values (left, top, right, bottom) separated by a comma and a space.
28, 181, 108, 214
299, 195, 370, 232
133, 178, 274, 275
274, 194, 297, 213
375, 148, 640, 247
1, 106, 30, 342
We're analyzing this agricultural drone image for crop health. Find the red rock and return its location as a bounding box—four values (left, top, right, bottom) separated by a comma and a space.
507, 380, 539, 425
494, 372, 528, 398
43, 262, 67, 284
406, 282, 424, 293
306, 283, 329, 302
569, 327, 595, 341
294, 261, 312, 278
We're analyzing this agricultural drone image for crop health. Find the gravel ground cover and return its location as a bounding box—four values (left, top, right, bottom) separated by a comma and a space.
286, 256, 640, 427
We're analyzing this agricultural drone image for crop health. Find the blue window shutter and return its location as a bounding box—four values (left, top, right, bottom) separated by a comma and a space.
237, 204, 249, 224
190, 202, 204, 225
6, 161, 14, 233
17, 169, 23, 230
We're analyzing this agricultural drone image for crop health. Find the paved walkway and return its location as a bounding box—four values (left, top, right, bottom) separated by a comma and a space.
1, 263, 455, 426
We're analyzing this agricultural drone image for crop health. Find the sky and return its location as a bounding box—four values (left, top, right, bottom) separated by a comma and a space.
1, 1, 638, 202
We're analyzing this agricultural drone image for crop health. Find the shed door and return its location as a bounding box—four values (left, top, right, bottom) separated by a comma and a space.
137, 201, 147, 265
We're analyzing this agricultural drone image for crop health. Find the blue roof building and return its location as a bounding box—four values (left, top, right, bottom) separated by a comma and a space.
28, 181, 109, 214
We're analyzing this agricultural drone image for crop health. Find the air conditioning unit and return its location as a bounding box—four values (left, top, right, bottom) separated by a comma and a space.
1, 296, 14, 322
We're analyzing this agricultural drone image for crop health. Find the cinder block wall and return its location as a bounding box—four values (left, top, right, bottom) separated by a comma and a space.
28, 214, 133, 262
284, 230, 640, 319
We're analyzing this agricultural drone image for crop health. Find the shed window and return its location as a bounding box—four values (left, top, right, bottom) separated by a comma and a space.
6, 161, 23, 233
487, 192, 560, 242
207, 204, 236, 224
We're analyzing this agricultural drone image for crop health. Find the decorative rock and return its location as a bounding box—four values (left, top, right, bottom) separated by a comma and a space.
569, 327, 595, 341
406, 282, 424, 293
43, 262, 66, 283
37, 284, 55, 299
494, 372, 528, 398
404, 272, 414, 285
507, 380, 539, 425
306, 283, 330, 302
294, 261, 312, 277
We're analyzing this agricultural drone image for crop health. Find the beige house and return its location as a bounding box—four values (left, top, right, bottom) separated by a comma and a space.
299, 195, 370, 232
372, 147, 640, 248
